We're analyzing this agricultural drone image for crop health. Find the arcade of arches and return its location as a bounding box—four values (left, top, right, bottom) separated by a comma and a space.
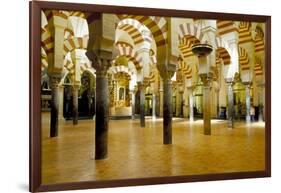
41, 10, 266, 184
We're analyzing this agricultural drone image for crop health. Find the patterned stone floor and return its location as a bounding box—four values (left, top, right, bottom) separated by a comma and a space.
41, 113, 265, 184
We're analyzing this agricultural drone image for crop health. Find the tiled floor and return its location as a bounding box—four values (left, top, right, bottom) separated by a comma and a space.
41, 113, 265, 184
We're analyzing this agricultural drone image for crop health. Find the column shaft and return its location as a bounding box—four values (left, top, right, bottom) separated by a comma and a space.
131, 91, 135, 119
163, 79, 172, 144
72, 86, 79, 125
245, 84, 251, 122
58, 85, 64, 121
139, 83, 145, 127
50, 77, 60, 137
203, 81, 211, 135
227, 83, 234, 128
258, 85, 264, 122
159, 90, 163, 117
152, 93, 157, 120
189, 91, 194, 122
95, 75, 109, 159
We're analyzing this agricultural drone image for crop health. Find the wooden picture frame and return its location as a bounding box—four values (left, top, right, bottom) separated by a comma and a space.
30, 0, 271, 192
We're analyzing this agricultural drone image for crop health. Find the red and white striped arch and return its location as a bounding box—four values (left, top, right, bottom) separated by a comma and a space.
116, 41, 133, 49
239, 22, 252, 44
109, 65, 134, 77
255, 26, 265, 53
178, 58, 192, 79
117, 15, 167, 47
117, 18, 152, 45
41, 28, 53, 55
178, 23, 204, 59
63, 37, 88, 56
215, 37, 231, 65
254, 56, 263, 76
116, 44, 142, 70
216, 20, 237, 36
239, 47, 250, 71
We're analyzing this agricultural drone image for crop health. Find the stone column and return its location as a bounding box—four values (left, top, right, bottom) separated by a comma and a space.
72, 84, 80, 125
245, 83, 251, 123
187, 87, 194, 122
49, 74, 61, 137
58, 84, 65, 121
163, 78, 173, 144
86, 50, 111, 160
226, 81, 234, 128
157, 64, 176, 144
130, 90, 135, 119
87, 90, 92, 114
201, 75, 212, 135
176, 83, 184, 117
138, 82, 145, 127
159, 79, 164, 117
179, 90, 184, 118
152, 93, 157, 120
258, 83, 264, 122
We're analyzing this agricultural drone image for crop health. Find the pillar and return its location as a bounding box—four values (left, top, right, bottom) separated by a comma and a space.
187, 87, 194, 122
258, 84, 264, 122
152, 93, 157, 120
180, 91, 184, 117
58, 84, 64, 121
163, 78, 173, 144
157, 63, 176, 144
86, 50, 111, 160
245, 83, 251, 123
201, 75, 212, 135
72, 85, 79, 125
95, 71, 109, 159
87, 90, 92, 114
226, 82, 234, 128
130, 90, 135, 119
176, 83, 184, 117
159, 79, 164, 117
49, 74, 61, 137
138, 82, 145, 127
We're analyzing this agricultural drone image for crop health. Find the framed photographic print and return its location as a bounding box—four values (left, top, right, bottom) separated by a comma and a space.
30, 0, 271, 192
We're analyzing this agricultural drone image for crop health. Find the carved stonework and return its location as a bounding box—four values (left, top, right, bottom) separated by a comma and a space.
200, 74, 213, 87
157, 63, 176, 81
49, 74, 62, 89
86, 50, 112, 77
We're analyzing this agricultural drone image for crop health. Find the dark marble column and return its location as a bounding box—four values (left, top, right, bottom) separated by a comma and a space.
157, 63, 176, 144
201, 75, 212, 135
138, 82, 145, 127
49, 75, 61, 137
130, 90, 135, 119
226, 81, 234, 128
163, 78, 173, 144
152, 93, 157, 120
95, 72, 109, 159
258, 84, 264, 122
245, 83, 251, 123
188, 88, 194, 122
86, 50, 111, 160
72, 85, 79, 125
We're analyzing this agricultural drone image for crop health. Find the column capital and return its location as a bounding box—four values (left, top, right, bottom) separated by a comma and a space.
49, 73, 63, 88
72, 84, 81, 89
200, 73, 213, 87
157, 63, 176, 81
243, 81, 252, 87
137, 81, 149, 90
86, 50, 112, 76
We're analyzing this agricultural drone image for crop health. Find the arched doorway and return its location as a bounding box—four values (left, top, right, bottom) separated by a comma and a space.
63, 71, 96, 120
